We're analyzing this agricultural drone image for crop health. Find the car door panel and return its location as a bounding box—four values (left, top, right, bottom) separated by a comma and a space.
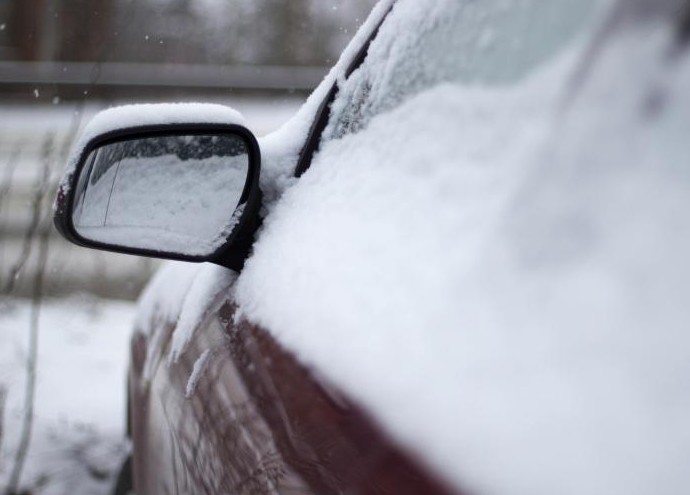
132, 290, 456, 494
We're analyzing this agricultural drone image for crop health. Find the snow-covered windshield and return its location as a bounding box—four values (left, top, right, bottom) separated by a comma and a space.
324, 0, 606, 141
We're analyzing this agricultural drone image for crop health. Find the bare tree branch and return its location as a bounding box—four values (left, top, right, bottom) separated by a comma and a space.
3, 138, 54, 495
0, 142, 22, 216
2, 134, 54, 295
0, 385, 6, 470
0, 141, 22, 275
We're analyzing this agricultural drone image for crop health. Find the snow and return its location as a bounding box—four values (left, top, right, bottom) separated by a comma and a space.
129, 0, 398, 369
325, 0, 607, 142
168, 263, 236, 363
255, 0, 396, 206
232, 3, 690, 495
0, 297, 136, 495
74, 103, 246, 144
134, 261, 200, 381
185, 349, 211, 398
30, 1, 690, 494
55, 103, 247, 215
126, 259, 235, 383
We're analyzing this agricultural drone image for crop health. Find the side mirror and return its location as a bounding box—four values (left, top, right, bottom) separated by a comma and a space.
54, 113, 261, 271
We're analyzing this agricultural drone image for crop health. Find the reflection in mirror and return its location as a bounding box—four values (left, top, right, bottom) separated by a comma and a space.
72, 133, 249, 256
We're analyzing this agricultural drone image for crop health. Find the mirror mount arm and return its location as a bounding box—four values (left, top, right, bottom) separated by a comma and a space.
210, 188, 263, 272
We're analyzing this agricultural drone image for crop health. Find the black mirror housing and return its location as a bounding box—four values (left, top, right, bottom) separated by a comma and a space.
54, 121, 262, 272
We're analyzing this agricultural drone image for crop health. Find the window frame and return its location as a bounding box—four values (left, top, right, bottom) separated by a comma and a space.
293, 3, 395, 178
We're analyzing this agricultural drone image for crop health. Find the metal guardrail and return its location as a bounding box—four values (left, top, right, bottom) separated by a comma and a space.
0, 62, 329, 91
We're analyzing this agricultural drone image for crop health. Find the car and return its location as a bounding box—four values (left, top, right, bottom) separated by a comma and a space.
53, 0, 690, 494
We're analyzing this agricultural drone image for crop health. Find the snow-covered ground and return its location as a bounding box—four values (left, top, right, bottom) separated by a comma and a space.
0, 296, 136, 495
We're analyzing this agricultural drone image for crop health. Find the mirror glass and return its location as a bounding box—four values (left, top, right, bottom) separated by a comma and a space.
72, 132, 249, 256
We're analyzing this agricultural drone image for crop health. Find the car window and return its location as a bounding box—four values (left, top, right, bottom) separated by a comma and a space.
323, 0, 607, 142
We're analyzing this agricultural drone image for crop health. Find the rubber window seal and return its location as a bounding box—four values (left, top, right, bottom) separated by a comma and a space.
293, 3, 395, 178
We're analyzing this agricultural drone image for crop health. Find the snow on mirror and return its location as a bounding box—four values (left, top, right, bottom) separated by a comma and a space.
72, 133, 249, 256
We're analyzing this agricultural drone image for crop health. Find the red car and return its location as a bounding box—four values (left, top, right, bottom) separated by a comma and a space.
55, 0, 690, 494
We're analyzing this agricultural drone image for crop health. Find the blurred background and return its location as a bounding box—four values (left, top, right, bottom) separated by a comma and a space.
0, 0, 376, 300
0, 1, 375, 493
